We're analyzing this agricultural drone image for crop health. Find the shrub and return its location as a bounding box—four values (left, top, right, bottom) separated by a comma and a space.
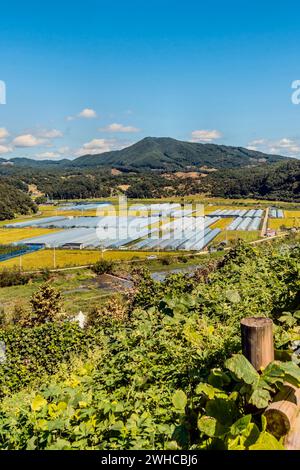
29, 282, 64, 326
0, 268, 32, 288
92, 259, 115, 275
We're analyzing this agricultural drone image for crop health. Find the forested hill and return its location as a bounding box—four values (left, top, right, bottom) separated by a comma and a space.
208, 159, 300, 201
72, 137, 286, 170
0, 180, 37, 220
1, 137, 287, 172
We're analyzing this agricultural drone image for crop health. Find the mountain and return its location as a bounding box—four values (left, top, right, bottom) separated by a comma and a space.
0, 137, 289, 172
72, 137, 288, 171
0, 157, 70, 168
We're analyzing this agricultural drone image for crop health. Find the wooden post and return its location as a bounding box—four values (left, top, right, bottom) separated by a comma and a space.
284, 412, 300, 450
264, 383, 300, 439
240, 317, 274, 371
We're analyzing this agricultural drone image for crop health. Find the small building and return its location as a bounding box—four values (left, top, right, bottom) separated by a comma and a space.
62, 242, 85, 250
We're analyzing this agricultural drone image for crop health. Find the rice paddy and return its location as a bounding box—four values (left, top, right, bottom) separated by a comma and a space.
268, 218, 300, 229
0, 227, 61, 244
0, 249, 171, 271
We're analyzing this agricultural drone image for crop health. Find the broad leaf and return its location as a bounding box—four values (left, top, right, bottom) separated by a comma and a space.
31, 395, 47, 412
172, 390, 187, 411
249, 388, 271, 409
225, 354, 259, 386
206, 398, 238, 426
196, 383, 217, 399
249, 431, 284, 450
230, 415, 252, 436
208, 368, 231, 389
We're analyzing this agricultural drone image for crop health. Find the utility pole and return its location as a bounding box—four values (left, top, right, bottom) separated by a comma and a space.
53, 246, 56, 269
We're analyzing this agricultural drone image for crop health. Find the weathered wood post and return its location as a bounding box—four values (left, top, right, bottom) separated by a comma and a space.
240, 317, 274, 371
241, 317, 300, 448
264, 383, 300, 439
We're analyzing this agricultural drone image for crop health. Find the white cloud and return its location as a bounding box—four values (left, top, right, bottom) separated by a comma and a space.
37, 129, 63, 138
13, 134, 47, 148
247, 137, 300, 157
102, 123, 140, 133
67, 108, 97, 121
75, 138, 132, 157
76, 139, 115, 156
78, 108, 97, 119
0, 127, 9, 141
0, 144, 12, 154
190, 129, 222, 143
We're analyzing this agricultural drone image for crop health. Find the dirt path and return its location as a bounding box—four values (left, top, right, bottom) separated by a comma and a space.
261, 207, 269, 237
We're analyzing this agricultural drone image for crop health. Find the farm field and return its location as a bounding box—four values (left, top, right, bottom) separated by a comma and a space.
210, 217, 234, 230
285, 210, 300, 217
0, 248, 172, 271
214, 230, 260, 244
2, 198, 300, 271
268, 218, 300, 229
0, 227, 61, 244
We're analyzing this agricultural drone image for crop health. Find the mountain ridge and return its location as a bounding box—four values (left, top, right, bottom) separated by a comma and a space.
0, 137, 289, 171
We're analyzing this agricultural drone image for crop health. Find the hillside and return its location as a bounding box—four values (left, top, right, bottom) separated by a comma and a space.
208, 159, 300, 201
1, 240, 300, 450
71, 137, 287, 170
0, 180, 37, 220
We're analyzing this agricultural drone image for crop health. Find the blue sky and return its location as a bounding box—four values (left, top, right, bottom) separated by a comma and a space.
1, 0, 300, 160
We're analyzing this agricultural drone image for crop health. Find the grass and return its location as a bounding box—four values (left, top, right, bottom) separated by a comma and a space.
0, 268, 111, 317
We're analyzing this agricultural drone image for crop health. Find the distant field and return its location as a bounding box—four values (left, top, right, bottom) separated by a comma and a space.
214, 230, 260, 243
284, 211, 300, 218
210, 218, 234, 230
0, 227, 60, 244
0, 249, 171, 271
268, 218, 300, 230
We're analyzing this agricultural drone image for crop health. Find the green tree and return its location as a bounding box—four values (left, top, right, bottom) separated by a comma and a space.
29, 282, 63, 325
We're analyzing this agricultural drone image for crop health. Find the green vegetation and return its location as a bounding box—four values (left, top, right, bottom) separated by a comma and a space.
207, 159, 300, 202
72, 137, 285, 170
92, 259, 116, 275
0, 239, 300, 449
0, 180, 37, 220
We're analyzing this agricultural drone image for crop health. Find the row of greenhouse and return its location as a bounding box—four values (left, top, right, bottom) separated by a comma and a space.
15, 226, 157, 250
14, 225, 221, 252
209, 209, 264, 218
132, 227, 221, 251
269, 209, 284, 218
227, 216, 262, 231
12, 214, 222, 251
6, 216, 160, 230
